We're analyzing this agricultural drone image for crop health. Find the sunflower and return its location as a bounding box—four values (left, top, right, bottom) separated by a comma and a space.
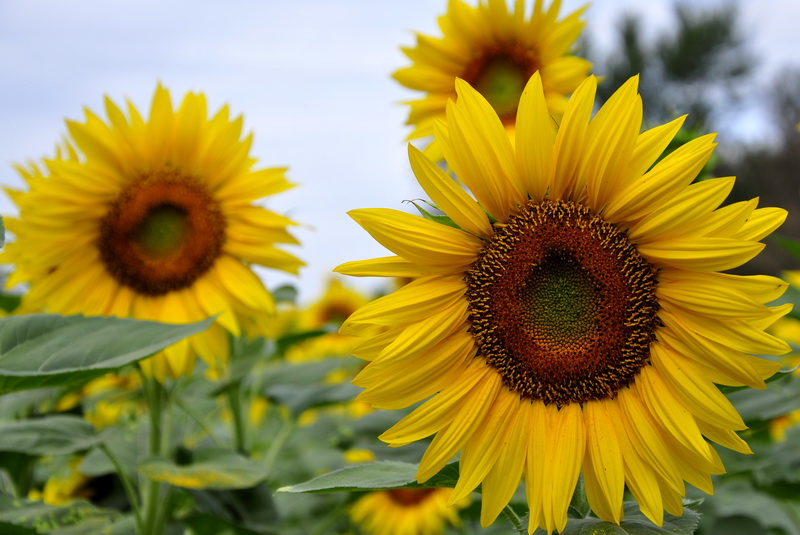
350, 487, 469, 535
2, 85, 303, 381
336, 73, 791, 533
394, 0, 591, 158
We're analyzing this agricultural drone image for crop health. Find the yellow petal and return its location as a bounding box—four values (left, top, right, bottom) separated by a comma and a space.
628, 177, 736, 243
408, 144, 493, 238
545, 403, 585, 533
583, 399, 625, 524
451, 387, 518, 505
637, 237, 763, 272
650, 343, 745, 430
417, 365, 502, 481
515, 71, 556, 200
441, 80, 525, 219
480, 394, 530, 526
603, 134, 717, 222
634, 367, 716, 465
348, 208, 481, 272
548, 75, 596, 200
334, 256, 428, 278
343, 274, 465, 328
657, 277, 772, 320
379, 358, 489, 446
584, 76, 642, 210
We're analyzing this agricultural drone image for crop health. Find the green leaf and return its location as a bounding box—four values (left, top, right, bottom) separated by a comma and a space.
0, 522, 36, 534
727, 371, 800, 421
0, 492, 121, 534
277, 461, 460, 494
772, 234, 800, 260
271, 284, 298, 305
138, 448, 268, 490
0, 314, 213, 393
188, 482, 280, 532
407, 200, 460, 229
0, 416, 98, 456
0, 216, 5, 248
532, 502, 700, 534
266, 381, 361, 418
274, 329, 328, 357
52, 516, 137, 535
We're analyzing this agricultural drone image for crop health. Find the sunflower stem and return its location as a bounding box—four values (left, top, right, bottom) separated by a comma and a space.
263, 410, 295, 476
226, 380, 248, 454
99, 442, 143, 533
502, 504, 525, 533
141, 373, 168, 535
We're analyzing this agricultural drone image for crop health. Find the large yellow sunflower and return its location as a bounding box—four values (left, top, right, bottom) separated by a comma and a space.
336, 73, 791, 533
350, 487, 469, 535
394, 0, 591, 157
2, 85, 303, 381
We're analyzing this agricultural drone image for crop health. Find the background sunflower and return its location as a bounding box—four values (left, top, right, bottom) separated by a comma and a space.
1, 86, 303, 381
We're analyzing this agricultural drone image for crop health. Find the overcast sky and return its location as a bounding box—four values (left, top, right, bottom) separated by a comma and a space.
1, 0, 798, 302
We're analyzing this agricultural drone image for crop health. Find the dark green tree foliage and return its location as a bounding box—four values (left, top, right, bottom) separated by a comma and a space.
595, 3, 752, 131
718, 68, 800, 274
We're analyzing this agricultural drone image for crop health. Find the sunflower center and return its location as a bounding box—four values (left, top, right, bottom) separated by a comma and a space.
132, 205, 189, 259
463, 44, 538, 123
465, 200, 660, 406
98, 169, 225, 296
387, 488, 436, 506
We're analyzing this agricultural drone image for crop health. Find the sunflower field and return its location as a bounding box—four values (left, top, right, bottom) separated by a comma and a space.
0, 1, 799, 534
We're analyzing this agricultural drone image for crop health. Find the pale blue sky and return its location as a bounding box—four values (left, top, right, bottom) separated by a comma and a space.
1, 0, 797, 302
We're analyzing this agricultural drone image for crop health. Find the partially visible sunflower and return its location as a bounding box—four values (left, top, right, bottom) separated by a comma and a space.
394, 0, 590, 158
29, 456, 92, 506
2, 85, 303, 381
337, 73, 790, 533
350, 487, 469, 535
286, 278, 374, 424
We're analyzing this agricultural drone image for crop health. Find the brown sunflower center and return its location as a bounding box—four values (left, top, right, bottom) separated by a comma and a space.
387, 488, 436, 506
465, 199, 659, 406
462, 44, 539, 123
98, 169, 225, 296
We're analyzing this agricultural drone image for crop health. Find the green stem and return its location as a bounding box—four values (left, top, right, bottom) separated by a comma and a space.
152, 485, 176, 534
174, 397, 222, 446
263, 413, 295, 476
226, 381, 247, 454
141, 374, 167, 535
502, 503, 525, 534
99, 443, 143, 533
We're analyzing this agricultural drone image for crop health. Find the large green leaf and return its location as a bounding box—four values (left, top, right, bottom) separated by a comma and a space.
139, 448, 268, 490
0, 416, 97, 456
277, 461, 460, 494
0, 314, 213, 393
532, 502, 701, 534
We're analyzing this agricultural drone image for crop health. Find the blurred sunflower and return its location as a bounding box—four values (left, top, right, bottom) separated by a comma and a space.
394, 0, 590, 158
350, 487, 468, 535
336, 74, 790, 533
286, 277, 371, 362
2, 85, 303, 381
29, 457, 92, 506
